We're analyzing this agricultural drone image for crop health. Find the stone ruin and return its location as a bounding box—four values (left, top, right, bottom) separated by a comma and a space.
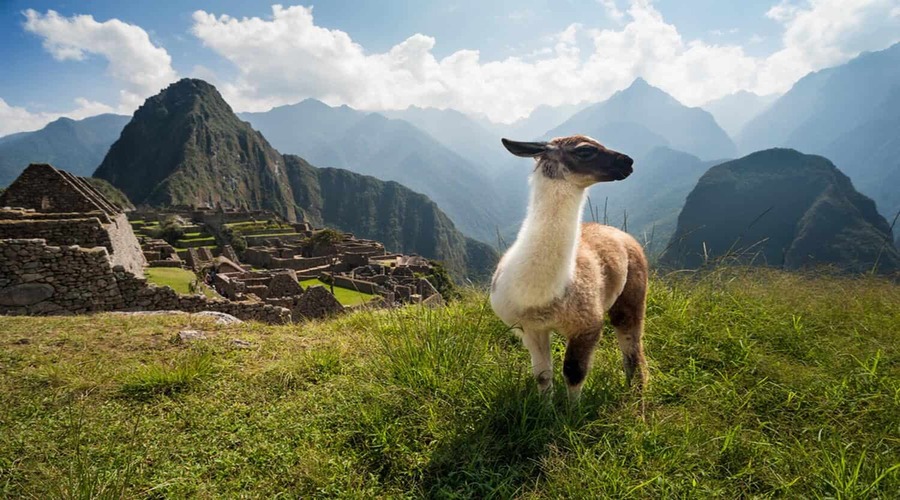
0, 164, 289, 323
128, 207, 448, 319
0, 163, 145, 276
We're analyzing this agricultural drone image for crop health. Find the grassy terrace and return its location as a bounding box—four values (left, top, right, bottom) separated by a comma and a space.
300, 278, 378, 307
145, 267, 218, 298
224, 221, 294, 234
0, 268, 897, 497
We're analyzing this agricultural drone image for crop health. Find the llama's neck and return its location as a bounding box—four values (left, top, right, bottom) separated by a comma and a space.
504, 174, 586, 306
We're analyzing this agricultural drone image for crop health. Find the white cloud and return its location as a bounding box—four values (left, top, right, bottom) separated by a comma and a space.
759, 0, 900, 92
598, 0, 626, 22
23, 9, 177, 111
0, 97, 115, 137
189, 2, 898, 122
7, 1, 898, 134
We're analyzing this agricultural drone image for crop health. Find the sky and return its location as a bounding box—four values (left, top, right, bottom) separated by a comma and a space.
1, 0, 899, 136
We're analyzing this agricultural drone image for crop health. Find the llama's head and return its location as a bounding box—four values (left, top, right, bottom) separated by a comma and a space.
501, 134, 633, 188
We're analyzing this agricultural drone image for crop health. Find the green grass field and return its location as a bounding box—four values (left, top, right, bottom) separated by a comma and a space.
300, 278, 377, 306
145, 267, 217, 298
0, 268, 897, 497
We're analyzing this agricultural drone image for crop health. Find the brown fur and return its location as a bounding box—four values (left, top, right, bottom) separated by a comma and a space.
519, 223, 649, 390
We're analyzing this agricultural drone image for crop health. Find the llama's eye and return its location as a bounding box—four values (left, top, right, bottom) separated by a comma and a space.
572, 146, 600, 161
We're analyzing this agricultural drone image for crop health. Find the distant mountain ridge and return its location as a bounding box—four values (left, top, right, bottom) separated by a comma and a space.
0, 114, 129, 187
379, 106, 508, 169
546, 78, 737, 160
662, 149, 899, 273
94, 79, 497, 278
494, 79, 737, 246
703, 91, 778, 138
240, 101, 506, 244
737, 42, 900, 220
739, 43, 900, 154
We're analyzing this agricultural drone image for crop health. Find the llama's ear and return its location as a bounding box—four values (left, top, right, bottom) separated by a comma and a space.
501, 138, 549, 158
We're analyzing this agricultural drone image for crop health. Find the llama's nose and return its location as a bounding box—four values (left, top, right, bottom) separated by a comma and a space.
621, 155, 634, 167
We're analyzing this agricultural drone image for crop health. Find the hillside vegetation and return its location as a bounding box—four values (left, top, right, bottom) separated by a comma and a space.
1, 268, 897, 497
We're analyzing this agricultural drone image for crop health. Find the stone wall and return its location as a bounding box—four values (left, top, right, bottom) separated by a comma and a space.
0, 218, 112, 251
0, 212, 145, 278
0, 239, 124, 315
271, 256, 331, 271
245, 233, 306, 246
331, 275, 383, 295
105, 213, 146, 277
0, 209, 106, 221
0, 239, 289, 324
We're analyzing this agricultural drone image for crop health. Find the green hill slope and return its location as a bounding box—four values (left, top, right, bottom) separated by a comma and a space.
662, 149, 900, 272
1, 268, 897, 497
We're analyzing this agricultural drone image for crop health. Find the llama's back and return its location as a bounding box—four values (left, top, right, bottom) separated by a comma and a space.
579, 222, 648, 288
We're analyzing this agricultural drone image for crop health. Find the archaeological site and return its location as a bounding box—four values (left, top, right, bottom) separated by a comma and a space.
1, 163, 446, 324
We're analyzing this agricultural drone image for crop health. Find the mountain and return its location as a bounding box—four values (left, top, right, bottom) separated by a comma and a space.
239, 99, 362, 161
546, 78, 737, 160
94, 79, 497, 279
661, 149, 900, 273
476, 102, 590, 140
0, 114, 129, 187
702, 91, 778, 138
241, 102, 505, 244
584, 147, 718, 255
821, 88, 900, 221
739, 43, 900, 155
737, 43, 900, 220
95, 79, 296, 218
379, 106, 508, 168
283, 155, 495, 279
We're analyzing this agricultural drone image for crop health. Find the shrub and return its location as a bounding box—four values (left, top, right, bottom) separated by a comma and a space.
147, 216, 185, 246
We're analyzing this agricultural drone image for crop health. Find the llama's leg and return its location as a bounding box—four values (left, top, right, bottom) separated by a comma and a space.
608, 289, 649, 391
611, 317, 648, 389
520, 327, 553, 394
563, 330, 600, 401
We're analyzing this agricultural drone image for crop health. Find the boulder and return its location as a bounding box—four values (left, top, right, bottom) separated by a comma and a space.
177, 330, 208, 342
194, 311, 243, 324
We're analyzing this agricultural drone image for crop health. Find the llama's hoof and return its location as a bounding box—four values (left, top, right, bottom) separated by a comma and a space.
566, 384, 583, 403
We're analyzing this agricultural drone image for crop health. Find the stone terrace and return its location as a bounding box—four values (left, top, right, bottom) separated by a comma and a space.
128, 208, 447, 317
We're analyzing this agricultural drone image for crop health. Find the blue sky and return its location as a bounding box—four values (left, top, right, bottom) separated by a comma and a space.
1, 0, 898, 135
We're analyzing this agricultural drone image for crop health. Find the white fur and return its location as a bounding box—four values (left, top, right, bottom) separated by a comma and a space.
490, 171, 587, 326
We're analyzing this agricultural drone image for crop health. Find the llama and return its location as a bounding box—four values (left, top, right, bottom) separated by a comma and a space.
490, 135, 649, 401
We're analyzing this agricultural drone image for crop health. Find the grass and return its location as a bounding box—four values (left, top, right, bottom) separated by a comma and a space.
300, 278, 378, 306
224, 221, 294, 235
145, 268, 218, 298
176, 236, 216, 245
0, 267, 898, 497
